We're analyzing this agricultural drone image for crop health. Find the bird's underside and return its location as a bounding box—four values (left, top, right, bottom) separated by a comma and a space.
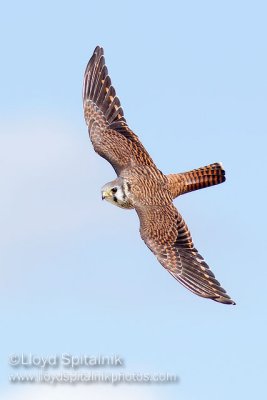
83, 46, 235, 305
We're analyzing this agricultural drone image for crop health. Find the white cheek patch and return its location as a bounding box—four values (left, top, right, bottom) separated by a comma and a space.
115, 188, 125, 202
103, 185, 128, 208
105, 194, 120, 206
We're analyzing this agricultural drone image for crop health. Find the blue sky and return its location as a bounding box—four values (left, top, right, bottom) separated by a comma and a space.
1, 1, 267, 399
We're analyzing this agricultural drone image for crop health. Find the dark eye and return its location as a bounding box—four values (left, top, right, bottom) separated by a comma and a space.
111, 187, 117, 194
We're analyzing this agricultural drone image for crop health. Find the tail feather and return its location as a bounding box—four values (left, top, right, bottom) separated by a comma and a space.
167, 163, 226, 199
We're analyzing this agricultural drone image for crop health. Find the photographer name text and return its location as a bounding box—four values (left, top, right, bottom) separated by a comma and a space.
9, 353, 123, 369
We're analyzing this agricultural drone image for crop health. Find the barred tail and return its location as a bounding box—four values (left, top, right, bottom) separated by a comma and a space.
167, 163, 226, 199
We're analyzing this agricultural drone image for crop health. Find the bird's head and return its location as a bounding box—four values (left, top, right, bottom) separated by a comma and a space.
101, 179, 133, 209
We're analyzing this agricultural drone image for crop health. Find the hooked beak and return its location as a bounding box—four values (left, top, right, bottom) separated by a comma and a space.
101, 190, 110, 200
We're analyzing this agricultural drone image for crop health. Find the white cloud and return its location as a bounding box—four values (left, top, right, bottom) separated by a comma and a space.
0, 117, 118, 245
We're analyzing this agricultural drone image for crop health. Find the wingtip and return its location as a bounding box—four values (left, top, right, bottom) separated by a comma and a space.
215, 296, 236, 305
93, 45, 104, 56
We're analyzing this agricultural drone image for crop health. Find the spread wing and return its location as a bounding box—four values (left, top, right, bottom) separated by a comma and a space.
83, 46, 155, 175
136, 204, 235, 304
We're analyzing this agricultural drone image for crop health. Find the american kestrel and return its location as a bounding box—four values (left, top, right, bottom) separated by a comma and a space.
83, 46, 235, 305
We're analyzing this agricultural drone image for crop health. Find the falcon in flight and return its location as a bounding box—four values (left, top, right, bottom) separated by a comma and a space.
83, 46, 235, 305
